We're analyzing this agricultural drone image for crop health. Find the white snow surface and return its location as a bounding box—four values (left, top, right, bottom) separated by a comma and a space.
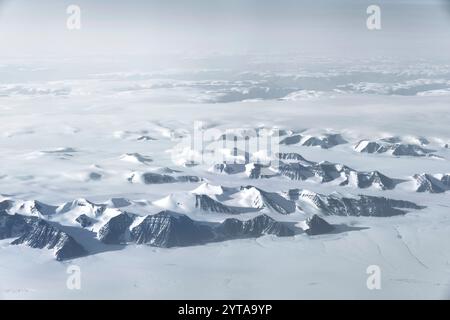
1, 58, 450, 299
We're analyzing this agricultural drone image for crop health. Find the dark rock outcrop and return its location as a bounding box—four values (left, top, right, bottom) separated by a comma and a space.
75, 214, 96, 228
413, 173, 450, 193
130, 211, 215, 247
11, 218, 86, 261
291, 189, 425, 217
0, 211, 29, 240
195, 195, 237, 214
240, 186, 296, 215
279, 161, 397, 190
216, 214, 295, 238
305, 214, 334, 235
97, 213, 135, 244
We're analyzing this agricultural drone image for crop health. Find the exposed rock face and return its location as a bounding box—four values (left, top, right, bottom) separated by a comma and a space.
106, 198, 132, 208
176, 175, 202, 183
278, 161, 397, 190
75, 214, 96, 228
97, 213, 135, 244
194, 195, 236, 214
212, 152, 396, 189
239, 186, 296, 215
311, 162, 350, 183
276, 152, 314, 164
153, 191, 239, 214
2, 206, 335, 254
216, 214, 295, 238
280, 134, 347, 149
0, 177, 428, 258
291, 189, 424, 217
280, 135, 302, 145
341, 170, 397, 190
278, 162, 314, 180
305, 214, 334, 235
391, 144, 434, 157
0, 211, 29, 240
355, 140, 435, 157
212, 163, 277, 179
140, 173, 176, 184
128, 172, 201, 184
325, 196, 423, 217
413, 173, 450, 193
245, 163, 278, 179
354, 141, 388, 154
130, 211, 215, 247
11, 218, 86, 261
129, 212, 298, 247
0, 200, 13, 211
443, 175, 450, 187
301, 134, 347, 149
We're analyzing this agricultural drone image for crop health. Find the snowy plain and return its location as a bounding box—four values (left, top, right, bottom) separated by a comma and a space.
1, 57, 450, 299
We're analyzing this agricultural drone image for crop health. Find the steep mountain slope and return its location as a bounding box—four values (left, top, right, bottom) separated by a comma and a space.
304, 214, 335, 235
153, 192, 238, 214
97, 212, 136, 244
128, 172, 201, 184
0, 211, 29, 240
130, 211, 215, 247
280, 133, 347, 149
354, 139, 436, 157
235, 186, 297, 215
278, 161, 398, 190
216, 214, 295, 238
290, 189, 424, 217
412, 173, 450, 193
11, 217, 87, 261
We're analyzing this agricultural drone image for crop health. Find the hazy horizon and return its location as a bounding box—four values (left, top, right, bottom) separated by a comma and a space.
1, 0, 450, 60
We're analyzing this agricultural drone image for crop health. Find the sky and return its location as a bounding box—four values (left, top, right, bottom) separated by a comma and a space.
0, 0, 449, 60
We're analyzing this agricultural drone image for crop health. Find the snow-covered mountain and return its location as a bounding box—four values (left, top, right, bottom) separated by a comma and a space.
278, 160, 399, 190
127, 171, 201, 184
0, 199, 57, 218
153, 191, 238, 214
97, 212, 136, 244
354, 139, 436, 157
280, 133, 347, 149
289, 189, 425, 217
412, 173, 450, 193
2, 183, 381, 259
216, 214, 295, 238
210, 153, 401, 190
1, 211, 87, 261
210, 162, 278, 179
1, 54, 450, 298
130, 211, 215, 247
276, 152, 315, 164
233, 186, 297, 215
0, 211, 29, 240
304, 214, 335, 235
